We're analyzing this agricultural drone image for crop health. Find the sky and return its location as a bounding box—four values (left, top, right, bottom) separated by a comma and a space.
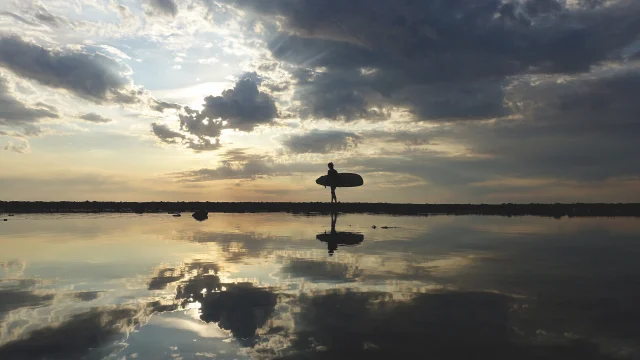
1, 0, 640, 203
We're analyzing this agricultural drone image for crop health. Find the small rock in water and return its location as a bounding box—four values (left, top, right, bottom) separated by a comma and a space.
8, 214, 14, 217
372, 225, 377, 229
192, 210, 208, 221
173, 213, 181, 217
3, 219, 7, 221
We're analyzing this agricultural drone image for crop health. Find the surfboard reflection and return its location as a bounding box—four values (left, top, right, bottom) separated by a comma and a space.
316, 212, 364, 256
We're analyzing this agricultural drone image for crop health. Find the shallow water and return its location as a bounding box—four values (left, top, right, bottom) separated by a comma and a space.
1, 213, 639, 360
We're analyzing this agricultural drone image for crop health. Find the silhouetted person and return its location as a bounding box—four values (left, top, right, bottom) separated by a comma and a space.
331, 212, 338, 233
327, 162, 338, 203
328, 212, 338, 256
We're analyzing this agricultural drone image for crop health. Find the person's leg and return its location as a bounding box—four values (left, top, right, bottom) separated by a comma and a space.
331, 187, 337, 203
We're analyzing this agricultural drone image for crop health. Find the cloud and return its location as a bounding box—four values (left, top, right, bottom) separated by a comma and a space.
178, 107, 224, 141
34, 6, 71, 28
168, 149, 279, 182
278, 127, 434, 155
155, 76, 279, 151
78, 112, 112, 124
151, 122, 185, 144
0, 76, 58, 127
146, 0, 179, 17
185, 76, 278, 132
219, 0, 640, 122
167, 148, 323, 183
0, 11, 42, 28
185, 137, 221, 152
0, 36, 169, 111
281, 129, 360, 154
431, 68, 640, 182
150, 100, 182, 112
4, 141, 30, 154
361, 129, 434, 146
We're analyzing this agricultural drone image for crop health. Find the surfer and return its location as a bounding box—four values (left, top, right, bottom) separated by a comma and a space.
327, 162, 338, 203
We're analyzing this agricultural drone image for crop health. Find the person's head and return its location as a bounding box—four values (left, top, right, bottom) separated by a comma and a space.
328, 162, 334, 169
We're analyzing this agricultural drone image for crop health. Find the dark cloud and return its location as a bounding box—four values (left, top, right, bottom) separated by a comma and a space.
281, 129, 360, 154
150, 99, 182, 112
0, 36, 167, 110
147, 0, 179, 17
152, 120, 222, 151
426, 69, 640, 183
509, 69, 640, 135
158, 76, 278, 151
151, 122, 185, 144
184, 77, 278, 132
79, 112, 112, 124
286, 66, 389, 121
317, 66, 640, 190
0, 76, 58, 126
221, 0, 640, 121
185, 137, 222, 152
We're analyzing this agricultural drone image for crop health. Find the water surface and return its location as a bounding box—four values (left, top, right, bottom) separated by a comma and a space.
1, 213, 639, 359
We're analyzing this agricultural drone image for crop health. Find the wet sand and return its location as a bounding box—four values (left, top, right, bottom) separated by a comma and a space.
2, 201, 640, 217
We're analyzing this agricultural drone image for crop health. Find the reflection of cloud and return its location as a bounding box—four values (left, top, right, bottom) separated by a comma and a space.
73, 291, 103, 302
0, 305, 149, 359
262, 289, 616, 360
151, 312, 229, 338
181, 282, 278, 347
148, 260, 220, 290
181, 230, 278, 261
151, 260, 278, 347
279, 259, 362, 283
445, 230, 640, 341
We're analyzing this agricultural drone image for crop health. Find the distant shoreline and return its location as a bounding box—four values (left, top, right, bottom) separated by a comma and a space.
1, 202, 640, 217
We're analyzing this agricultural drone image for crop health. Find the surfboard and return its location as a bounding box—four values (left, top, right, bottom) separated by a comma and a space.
316, 173, 364, 187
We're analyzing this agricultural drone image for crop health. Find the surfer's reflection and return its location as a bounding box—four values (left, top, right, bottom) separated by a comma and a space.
316, 212, 364, 256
